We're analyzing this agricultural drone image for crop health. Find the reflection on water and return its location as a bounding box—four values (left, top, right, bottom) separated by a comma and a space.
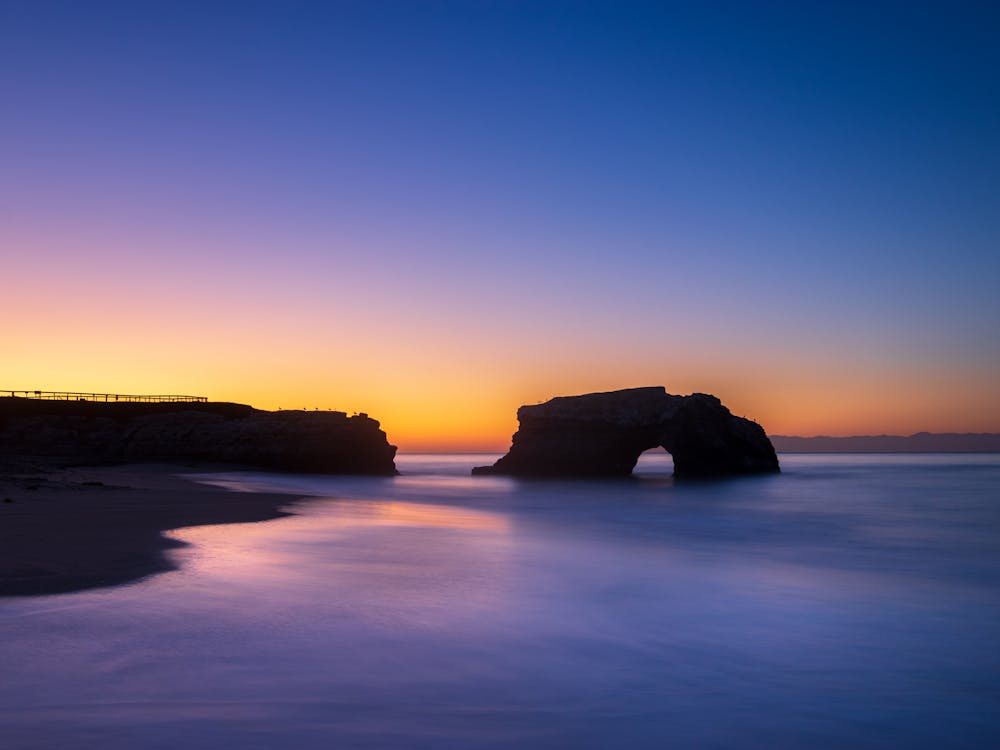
1, 454, 999, 749
169, 499, 514, 616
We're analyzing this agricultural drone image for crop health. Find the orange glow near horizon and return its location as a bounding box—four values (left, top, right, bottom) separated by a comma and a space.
5, 233, 999, 452
6, 338, 999, 452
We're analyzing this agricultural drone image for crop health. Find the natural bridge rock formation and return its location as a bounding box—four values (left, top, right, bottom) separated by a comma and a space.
0, 398, 397, 474
472, 387, 779, 478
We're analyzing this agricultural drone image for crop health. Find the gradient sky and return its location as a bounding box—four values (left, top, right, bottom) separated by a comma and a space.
2, 1, 998, 450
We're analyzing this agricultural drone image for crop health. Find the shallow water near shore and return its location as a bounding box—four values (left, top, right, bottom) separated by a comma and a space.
1, 453, 999, 748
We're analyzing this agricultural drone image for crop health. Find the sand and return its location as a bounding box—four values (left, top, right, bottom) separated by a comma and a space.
0, 460, 304, 597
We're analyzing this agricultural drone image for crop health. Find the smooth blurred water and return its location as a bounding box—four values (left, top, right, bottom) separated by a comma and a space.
2, 453, 999, 749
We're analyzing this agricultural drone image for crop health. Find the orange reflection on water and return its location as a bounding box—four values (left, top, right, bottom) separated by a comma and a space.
166, 499, 512, 599
356, 501, 510, 532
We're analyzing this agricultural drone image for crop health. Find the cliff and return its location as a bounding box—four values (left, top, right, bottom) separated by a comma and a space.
473, 387, 779, 478
0, 398, 397, 474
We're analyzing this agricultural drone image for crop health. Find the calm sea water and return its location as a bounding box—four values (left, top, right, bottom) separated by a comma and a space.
1, 453, 999, 749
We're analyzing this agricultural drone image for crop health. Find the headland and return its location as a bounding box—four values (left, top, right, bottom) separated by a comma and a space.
0, 395, 397, 474
0, 393, 396, 596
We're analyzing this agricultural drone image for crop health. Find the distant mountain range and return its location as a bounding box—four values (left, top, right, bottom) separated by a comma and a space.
770, 433, 1000, 453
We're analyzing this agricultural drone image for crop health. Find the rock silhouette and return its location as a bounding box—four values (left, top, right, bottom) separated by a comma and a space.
473, 387, 779, 478
0, 398, 397, 474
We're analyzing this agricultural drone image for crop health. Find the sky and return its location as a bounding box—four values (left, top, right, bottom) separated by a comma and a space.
2, 0, 998, 451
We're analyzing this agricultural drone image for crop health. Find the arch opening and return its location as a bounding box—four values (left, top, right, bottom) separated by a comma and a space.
634, 447, 674, 476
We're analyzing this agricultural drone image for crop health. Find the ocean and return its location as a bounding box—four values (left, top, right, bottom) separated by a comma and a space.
2, 453, 999, 749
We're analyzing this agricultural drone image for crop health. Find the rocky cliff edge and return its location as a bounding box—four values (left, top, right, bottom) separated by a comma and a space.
0, 398, 397, 475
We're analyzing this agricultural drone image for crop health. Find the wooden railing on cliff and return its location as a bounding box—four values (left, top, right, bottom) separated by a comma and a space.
3, 390, 208, 403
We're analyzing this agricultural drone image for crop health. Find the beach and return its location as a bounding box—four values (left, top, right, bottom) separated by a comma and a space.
0, 460, 304, 597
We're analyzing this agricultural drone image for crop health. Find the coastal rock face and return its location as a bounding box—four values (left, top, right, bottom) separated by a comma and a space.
473, 387, 779, 478
0, 399, 397, 474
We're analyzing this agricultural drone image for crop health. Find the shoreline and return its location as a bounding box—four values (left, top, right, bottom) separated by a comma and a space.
0, 460, 310, 598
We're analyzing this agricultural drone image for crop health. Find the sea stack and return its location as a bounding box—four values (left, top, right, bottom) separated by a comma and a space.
0, 397, 398, 475
473, 387, 779, 478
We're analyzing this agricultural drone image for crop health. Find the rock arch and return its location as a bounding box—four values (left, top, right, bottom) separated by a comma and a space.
472, 387, 779, 478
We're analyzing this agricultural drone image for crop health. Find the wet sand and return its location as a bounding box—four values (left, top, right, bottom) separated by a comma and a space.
0, 460, 305, 597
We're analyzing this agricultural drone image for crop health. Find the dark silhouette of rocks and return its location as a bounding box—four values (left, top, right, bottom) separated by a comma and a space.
0, 398, 397, 474
473, 387, 779, 478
